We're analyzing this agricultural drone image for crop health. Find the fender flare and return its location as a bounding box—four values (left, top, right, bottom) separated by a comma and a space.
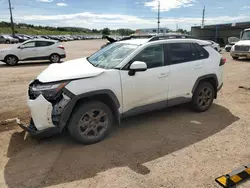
192, 74, 219, 94
58, 89, 120, 130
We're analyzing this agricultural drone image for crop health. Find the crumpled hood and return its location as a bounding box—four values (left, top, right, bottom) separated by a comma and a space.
37, 58, 105, 83
234, 40, 250, 46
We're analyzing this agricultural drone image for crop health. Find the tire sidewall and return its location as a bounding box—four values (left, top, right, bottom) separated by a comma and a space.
68, 101, 114, 144
5, 55, 18, 66
50, 54, 60, 63
192, 82, 215, 112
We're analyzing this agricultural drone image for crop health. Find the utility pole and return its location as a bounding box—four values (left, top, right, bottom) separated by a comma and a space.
157, 0, 160, 34
201, 6, 205, 27
8, 0, 15, 36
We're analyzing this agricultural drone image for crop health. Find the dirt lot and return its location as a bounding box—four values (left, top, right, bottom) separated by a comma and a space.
0, 40, 250, 188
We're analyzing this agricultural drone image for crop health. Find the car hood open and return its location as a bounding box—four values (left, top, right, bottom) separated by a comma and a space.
37, 58, 105, 83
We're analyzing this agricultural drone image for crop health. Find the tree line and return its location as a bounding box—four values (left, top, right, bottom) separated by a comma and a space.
0, 21, 135, 35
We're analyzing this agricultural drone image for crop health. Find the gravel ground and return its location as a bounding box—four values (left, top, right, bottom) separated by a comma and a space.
0, 40, 250, 188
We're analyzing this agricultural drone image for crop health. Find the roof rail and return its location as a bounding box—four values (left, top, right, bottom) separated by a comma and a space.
148, 34, 198, 42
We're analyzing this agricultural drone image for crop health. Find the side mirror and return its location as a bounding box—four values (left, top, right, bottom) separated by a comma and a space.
128, 61, 147, 76
19, 45, 24, 49
240, 31, 243, 39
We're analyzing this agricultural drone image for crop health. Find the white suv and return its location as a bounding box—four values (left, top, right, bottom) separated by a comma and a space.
0, 39, 66, 65
18, 37, 224, 144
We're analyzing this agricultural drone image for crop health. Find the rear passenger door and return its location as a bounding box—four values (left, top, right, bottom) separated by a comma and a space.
35, 41, 54, 58
166, 42, 207, 104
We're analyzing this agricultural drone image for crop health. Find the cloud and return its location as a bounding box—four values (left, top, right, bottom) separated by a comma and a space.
37, 0, 54, 2
242, 6, 250, 9
144, 0, 195, 12
18, 11, 250, 30
57, 2, 67, 6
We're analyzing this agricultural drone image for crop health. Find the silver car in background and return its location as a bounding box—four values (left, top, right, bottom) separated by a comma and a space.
0, 35, 19, 44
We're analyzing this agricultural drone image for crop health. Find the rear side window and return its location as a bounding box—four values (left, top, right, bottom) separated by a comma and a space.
192, 43, 209, 59
168, 43, 196, 64
35, 41, 54, 47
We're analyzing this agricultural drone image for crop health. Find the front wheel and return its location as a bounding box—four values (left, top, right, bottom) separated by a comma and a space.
68, 101, 113, 144
191, 82, 215, 112
49, 54, 60, 63
232, 56, 239, 60
5, 55, 19, 66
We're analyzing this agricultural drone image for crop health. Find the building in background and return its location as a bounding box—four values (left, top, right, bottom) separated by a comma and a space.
191, 22, 250, 46
135, 28, 169, 34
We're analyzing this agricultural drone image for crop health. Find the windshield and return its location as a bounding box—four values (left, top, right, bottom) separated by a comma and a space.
88, 43, 138, 69
241, 31, 250, 40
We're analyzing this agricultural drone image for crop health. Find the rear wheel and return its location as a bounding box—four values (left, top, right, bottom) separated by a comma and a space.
232, 56, 239, 60
49, 54, 60, 63
191, 82, 215, 112
68, 101, 113, 144
5, 55, 19, 66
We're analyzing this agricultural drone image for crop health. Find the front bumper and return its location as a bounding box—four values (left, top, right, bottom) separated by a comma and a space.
19, 94, 61, 138
231, 51, 250, 58
17, 119, 60, 139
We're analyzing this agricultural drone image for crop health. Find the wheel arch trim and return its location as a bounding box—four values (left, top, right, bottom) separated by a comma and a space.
192, 74, 219, 94
58, 89, 120, 130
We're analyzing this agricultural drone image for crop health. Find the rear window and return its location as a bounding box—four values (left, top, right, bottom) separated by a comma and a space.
35, 41, 54, 47
192, 43, 209, 59
168, 43, 197, 64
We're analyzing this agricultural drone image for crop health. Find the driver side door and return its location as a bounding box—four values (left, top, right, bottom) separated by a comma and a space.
120, 44, 170, 116
19, 41, 37, 60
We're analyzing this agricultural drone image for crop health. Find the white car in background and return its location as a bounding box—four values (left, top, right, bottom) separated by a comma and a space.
0, 39, 66, 66
207, 40, 221, 52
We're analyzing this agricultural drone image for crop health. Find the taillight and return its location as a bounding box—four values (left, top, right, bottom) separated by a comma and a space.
58, 45, 65, 50
220, 57, 226, 66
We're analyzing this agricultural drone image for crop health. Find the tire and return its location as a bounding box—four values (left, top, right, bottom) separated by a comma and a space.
232, 56, 239, 60
5, 40, 10, 44
4, 55, 19, 66
49, 53, 61, 63
68, 101, 114, 144
191, 82, 215, 112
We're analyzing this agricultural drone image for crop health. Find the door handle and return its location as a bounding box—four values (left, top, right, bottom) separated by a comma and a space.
194, 64, 203, 69
158, 72, 169, 78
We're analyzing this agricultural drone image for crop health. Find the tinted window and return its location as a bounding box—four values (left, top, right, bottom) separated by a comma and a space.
35, 41, 54, 47
169, 43, 196, 64
132, 44, 164, 69
23, 42, 35, 48
193, 43, 209, 59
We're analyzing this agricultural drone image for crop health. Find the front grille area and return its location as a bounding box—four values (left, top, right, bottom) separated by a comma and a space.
235, 45, 250, 52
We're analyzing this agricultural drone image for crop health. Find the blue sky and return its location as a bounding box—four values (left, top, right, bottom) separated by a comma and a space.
0, 0, 250, 30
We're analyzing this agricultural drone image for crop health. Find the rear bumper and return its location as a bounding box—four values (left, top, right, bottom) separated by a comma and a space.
60, 54, 66, 59
217, 83, 223, 92
231, 51, 250, 58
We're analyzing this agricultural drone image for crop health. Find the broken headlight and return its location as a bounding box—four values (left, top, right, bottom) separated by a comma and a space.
29, 81, 69, 101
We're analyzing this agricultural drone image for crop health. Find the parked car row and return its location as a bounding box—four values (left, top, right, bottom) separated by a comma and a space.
0, 34, 102, 44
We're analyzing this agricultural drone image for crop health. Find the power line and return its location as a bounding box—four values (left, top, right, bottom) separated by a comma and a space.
8, 0, 15, 35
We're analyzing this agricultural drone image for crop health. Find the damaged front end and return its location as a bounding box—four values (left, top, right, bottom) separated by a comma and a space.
17, 79, 74, 138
